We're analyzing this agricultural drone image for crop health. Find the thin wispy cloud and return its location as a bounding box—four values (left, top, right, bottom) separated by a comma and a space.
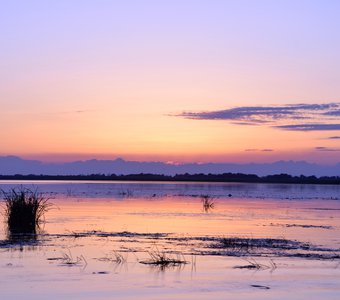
245, 149, 274, 152
1, 109, 93, 116
275, 124, 340, 131
323, 110, 340, 116
328, 136, 340, 139
58, 109, 94, 115
315, 146, 340, 152
178, 102, 340, 132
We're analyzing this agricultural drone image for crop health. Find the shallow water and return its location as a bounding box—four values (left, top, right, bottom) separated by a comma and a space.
1, 180, 340, 200
0, 181, 340, 299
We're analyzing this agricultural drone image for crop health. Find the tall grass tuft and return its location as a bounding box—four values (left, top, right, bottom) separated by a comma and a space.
2, 187, 52, 233
201, 194, 215, 212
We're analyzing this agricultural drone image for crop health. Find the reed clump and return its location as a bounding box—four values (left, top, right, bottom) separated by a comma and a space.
201, 194, 215, 212
2, 187, 52, 233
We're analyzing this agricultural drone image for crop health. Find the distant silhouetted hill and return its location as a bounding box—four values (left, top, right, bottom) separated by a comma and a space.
1, 156, 340, 177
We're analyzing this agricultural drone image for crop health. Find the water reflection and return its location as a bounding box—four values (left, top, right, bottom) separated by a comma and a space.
2, 227, 42, 252
201, 195, 215, 213
1, 181, 339, 200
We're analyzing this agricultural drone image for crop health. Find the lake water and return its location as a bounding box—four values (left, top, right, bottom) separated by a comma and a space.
0, 181, 339, 299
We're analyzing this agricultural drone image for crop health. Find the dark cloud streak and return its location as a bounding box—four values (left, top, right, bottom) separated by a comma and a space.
178, 102, 340, 132
244, 148, 274, 152
323, 109, 340, 116
275, 124, 340, 131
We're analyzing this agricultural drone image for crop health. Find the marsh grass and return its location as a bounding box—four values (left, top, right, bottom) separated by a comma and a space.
233, 257, 277, 271
218, 237, 306, 252
66, 230, 88, 238
118, 189, 134, 198
110, 251, 126, 264
2, 187, 52, 233
140, 250, 188, 270
60, 250, 87, 267
96, 250, 127, 265
201, 194, 215, 212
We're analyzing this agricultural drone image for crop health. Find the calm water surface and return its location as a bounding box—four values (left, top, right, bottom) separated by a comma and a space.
0, 181, 339, 300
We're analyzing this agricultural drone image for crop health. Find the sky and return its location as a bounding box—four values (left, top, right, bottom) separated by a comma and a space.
1, 0, 340, 164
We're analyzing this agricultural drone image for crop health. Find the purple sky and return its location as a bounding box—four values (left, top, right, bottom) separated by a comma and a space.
1, 1, 340, 164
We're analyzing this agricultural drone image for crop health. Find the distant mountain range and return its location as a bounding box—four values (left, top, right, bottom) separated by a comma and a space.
0, 156, 339, 177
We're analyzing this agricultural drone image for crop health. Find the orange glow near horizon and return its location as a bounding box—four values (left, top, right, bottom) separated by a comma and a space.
2, 111, 339, 164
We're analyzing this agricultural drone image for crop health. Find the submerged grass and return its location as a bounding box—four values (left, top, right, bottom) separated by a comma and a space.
59, 250, 87, 267
201, 194, 215, 212
1, 187, 52, 233
96, 250, 127, 265
118, 189, 134, 198
233, 258, 277, 271
217, 237, 310, 251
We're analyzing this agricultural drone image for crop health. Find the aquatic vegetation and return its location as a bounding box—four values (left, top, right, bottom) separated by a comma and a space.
96, 250, 127, 264
217, 237, 310, 251
118, 189, 134, 198
233, 258, 277, 271
267, 223, 334, 229
36, 231, 340, 261
250, 284, 270, 290
140, 250, 188, 270
62, 230, 168, 239
66, 188, 74, 197
46, 250, 87, 267
202, 236, 340, 260
201, 194, 215, 212
60, 250, 87, 267
2, 187, 52, 233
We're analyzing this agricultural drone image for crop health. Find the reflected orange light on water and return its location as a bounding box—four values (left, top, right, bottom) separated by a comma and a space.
44, 195, 340, 248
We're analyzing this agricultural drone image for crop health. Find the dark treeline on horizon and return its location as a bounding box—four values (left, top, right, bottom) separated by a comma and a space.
0, 173, 339, 185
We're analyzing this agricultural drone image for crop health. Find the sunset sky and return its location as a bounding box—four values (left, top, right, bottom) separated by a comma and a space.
1, 0, 340, 164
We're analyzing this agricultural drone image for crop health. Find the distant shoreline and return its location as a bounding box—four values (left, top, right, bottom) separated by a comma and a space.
0, 173, 339, 185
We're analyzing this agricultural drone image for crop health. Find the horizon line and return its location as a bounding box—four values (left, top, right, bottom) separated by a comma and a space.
1, 154, 339, 166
